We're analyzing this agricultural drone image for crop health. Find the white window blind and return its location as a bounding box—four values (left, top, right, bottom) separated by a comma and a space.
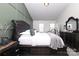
49, 23, 55, 30
39, 24, 44, 32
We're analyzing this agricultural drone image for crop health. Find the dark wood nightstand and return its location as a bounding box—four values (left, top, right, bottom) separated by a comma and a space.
0, 41, 18, 56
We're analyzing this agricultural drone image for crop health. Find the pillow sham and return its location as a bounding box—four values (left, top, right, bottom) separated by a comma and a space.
20, 30, 30, 35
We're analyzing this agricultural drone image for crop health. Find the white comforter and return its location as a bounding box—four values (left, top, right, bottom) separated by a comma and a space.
18, 32, 64, 49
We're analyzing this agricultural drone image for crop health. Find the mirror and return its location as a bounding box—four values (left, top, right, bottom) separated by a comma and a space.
66, 17, 78, 32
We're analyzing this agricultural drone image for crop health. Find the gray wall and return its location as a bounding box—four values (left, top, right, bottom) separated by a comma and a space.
0, 3, 33, 40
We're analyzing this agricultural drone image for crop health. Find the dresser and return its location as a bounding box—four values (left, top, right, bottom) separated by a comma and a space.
60, 32, 79, 49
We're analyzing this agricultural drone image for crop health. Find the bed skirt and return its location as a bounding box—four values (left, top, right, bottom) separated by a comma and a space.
18, 45, 67, 56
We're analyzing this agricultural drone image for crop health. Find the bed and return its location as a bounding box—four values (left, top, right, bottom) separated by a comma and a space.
11, 20, 66, 55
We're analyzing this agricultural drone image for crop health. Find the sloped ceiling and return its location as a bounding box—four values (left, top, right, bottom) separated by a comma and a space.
25, 3, 69, 20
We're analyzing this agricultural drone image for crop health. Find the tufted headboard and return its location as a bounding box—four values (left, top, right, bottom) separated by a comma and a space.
12, 20, 30, 41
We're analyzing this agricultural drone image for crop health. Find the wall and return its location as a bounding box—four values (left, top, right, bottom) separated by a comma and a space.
0, 3, 33, 40
33, 20, 56, 32
57, 3, 79, 31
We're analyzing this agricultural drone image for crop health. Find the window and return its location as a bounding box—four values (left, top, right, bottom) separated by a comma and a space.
39, 24, 44, 32
49, 23, 55, 30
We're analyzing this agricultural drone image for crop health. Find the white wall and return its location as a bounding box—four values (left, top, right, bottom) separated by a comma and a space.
57, 3, 79, 31
33, 20, 56, 32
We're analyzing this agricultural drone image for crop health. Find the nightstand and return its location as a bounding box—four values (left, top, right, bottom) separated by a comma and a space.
0, 41, 18, 56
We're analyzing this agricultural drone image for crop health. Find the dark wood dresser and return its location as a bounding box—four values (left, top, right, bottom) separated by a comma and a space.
60, 32, 79, 50
0, 41, 18, 56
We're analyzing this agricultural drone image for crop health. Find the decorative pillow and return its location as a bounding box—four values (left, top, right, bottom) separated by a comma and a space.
30, 29, 35, 36
49, 29, 56, 34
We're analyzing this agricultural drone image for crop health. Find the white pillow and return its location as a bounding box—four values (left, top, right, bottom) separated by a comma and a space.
20, 30, 30, 35
34, 30, 37, 34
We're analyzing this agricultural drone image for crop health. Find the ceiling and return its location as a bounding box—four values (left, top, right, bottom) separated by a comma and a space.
25, 3, 69, 20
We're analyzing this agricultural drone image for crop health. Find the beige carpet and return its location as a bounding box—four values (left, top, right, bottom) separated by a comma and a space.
67, 47, 79, 56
